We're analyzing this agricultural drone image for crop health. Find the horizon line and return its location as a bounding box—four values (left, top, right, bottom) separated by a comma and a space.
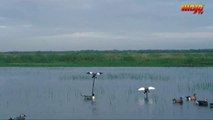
1, 49, 213, 53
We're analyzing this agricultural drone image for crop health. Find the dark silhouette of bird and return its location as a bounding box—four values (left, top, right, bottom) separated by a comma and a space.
196, 98, 208, 107
87, 72, 103, 78
8, 113, 26, 120
210, 103, 213, 108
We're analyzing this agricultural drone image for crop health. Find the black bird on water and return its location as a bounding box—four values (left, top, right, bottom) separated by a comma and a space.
8, 113, 26, 120
196, 98, 208, 107
210, 103, 213, 108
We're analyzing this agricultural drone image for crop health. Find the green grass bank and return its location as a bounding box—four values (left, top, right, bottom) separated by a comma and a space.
0, 51, 213, 67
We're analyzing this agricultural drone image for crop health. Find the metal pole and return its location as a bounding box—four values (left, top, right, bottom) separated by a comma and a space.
92, 77, 96, 95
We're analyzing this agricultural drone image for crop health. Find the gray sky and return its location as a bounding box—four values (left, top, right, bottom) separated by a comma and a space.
0, 0, 213, 51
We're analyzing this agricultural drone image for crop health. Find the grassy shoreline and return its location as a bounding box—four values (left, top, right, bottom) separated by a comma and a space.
0, 51, 213, 67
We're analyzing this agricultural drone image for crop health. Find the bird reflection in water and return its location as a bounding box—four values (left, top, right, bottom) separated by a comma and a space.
138, 96, 155, 106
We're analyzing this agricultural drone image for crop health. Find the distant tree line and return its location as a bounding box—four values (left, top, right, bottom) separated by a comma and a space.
1, 49, 213, 54
0, 50, 213, 66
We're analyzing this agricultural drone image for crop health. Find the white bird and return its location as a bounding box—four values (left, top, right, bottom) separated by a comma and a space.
138, 86, 155, 91
138, 86, 155, 97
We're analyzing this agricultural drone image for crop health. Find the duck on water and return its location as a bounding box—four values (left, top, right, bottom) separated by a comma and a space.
186, 93, 197, 101
210, 103, 213, 108
196, 98, 208, 107
173, 97, 183, 104
81, 72, 103, 101
8, 113, 26, 120
82, 93, 95, 101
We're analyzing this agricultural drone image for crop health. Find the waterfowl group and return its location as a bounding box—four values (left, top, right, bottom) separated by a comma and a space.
186, 94, 209, 107
8, 113, 26, 120
173, 93, 212, 108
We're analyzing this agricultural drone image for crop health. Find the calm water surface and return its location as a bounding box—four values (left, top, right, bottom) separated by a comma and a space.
0, 67, 212, 119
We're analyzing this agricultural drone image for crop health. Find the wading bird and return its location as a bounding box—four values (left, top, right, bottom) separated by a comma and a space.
138, 86, 155, 97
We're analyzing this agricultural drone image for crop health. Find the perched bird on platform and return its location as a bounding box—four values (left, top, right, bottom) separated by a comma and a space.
8, 113, 26, 120
81, 72, 103, 101
87, 72, 103, 78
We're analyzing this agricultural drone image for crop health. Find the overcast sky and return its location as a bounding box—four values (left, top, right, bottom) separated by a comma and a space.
0, 0, 213, 51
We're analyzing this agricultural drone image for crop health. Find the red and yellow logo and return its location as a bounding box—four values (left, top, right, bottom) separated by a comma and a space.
181, 4, 204, 14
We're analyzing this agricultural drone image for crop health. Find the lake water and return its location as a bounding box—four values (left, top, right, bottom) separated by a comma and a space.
0, 67, 213, 119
